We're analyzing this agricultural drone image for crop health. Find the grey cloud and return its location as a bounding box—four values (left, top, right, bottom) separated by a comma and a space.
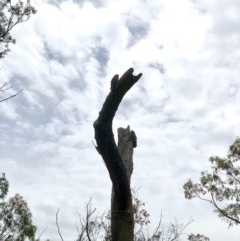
189, 0, 208, 14
214, 17, 240, 38
206, 0, 240, 58
149, 62, 166, 74
92, 47, 109, 66
90, 37, 110, 76
47, 0, 106, 8
68, 73, 87, 91
46, 0, 65, 8
73, 0, 106, 8
43, 41, 70, 65
125, 15, 150, 47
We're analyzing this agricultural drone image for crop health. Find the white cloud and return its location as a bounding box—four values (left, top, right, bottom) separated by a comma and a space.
1, 0, 240, 240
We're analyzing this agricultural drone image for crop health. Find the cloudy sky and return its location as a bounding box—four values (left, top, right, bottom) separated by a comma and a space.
1, 0, 240, 240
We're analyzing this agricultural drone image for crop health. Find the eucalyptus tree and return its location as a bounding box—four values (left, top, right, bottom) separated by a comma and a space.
184, 137, 240, 226
0, 0, 37, 59
0, 173, 36, 241
0, 0, 36, 102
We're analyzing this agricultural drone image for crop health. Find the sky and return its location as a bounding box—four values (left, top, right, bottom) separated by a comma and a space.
1, 0, 240, 240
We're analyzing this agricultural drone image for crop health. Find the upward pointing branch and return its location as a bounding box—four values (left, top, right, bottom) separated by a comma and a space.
93, 68, 142, 241
93, 68, 142, 204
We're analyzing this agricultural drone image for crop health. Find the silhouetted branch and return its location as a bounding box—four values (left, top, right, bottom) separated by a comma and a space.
93, 68, 142, 207
93, 67, 142, 240
56, 209, 64, 241
0, 81, 23, 102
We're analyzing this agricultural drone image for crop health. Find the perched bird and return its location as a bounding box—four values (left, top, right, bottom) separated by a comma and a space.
110, 74, 119, 91
130, 130, 137, 148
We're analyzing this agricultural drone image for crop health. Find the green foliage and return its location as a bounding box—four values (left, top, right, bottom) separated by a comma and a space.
0, 173, 9, 199
183, 137, 240, 226
0, 173, 36, 241
0, 0, 37, 59
188, 234, 209, 241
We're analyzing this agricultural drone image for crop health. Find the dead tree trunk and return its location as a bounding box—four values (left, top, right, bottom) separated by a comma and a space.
93, 68, 142, 241
111, 126, 136, 241
117, 126, 136, 181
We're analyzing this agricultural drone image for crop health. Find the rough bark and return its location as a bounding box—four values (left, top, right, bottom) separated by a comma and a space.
117, 126, 135, 182
111, 126, 136, 241
93, 68, 142, 241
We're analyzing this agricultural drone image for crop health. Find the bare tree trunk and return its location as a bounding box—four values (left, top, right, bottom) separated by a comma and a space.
93, 68, 142, 241
111, 126, 136, 241
117, 126, 136, 182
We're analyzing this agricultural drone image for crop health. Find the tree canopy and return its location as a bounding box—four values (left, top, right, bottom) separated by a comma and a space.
183, 137, 240, 227
0, 173, 36, 241
0, 0, 37, 59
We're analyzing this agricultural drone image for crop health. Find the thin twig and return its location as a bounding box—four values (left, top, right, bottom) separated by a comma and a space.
151, 211, 163, 239
37, 226, 48, 241
56, 209, 64, 241
76, 211, 86, 241
0, 89, 23, 103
